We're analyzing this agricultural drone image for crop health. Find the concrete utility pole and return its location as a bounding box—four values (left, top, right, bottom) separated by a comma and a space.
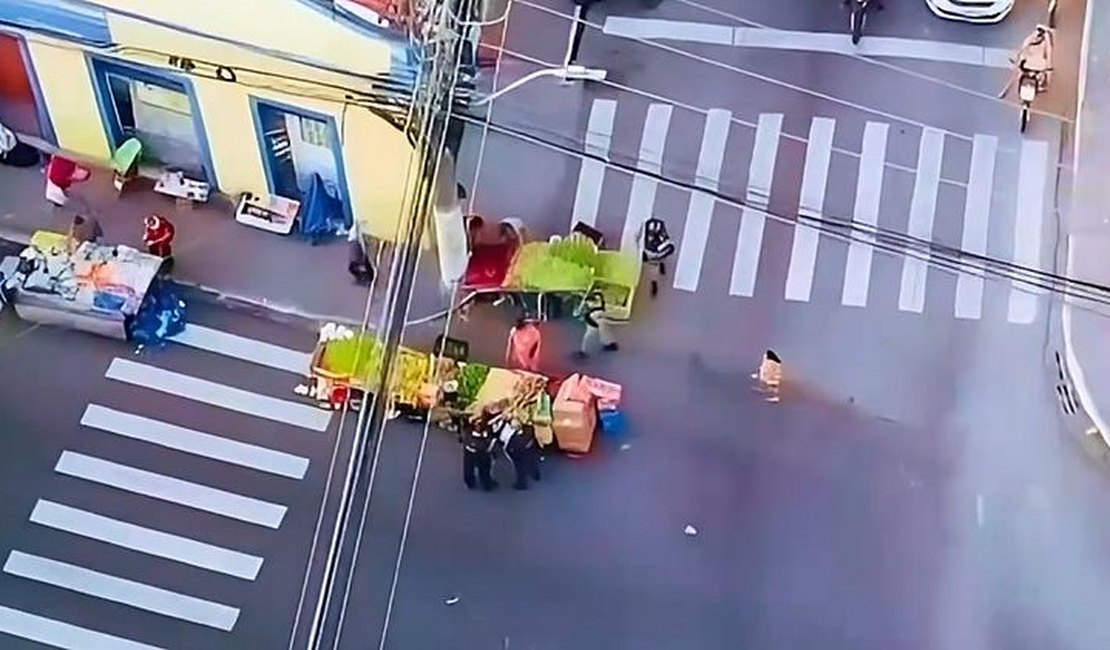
301, 1, 475, 647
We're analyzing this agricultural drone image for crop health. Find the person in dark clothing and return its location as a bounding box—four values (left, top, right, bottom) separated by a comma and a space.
502, 422, 542, 490
347, 225, 375, 285
462, 415, 498, 491
574, 290, 617, 358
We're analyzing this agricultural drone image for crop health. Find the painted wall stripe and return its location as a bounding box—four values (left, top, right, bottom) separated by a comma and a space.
1008, 139, 1049, 324
81, 405, 309, 480
0, 605, 162, 650
29, 500, 263, 580
955, 134, 997, 320
898, 128, 945, 313
3, 551, 241, 631
105, 359, 331, 432
729, 113, 782, 297
674, 109, 731, 292
784, 117, 835, 302
572, 99, 617, 229
621, 103, 673, 251
842, 122, 888, 308
171, 325, 311, 374
54, 451, 287, 529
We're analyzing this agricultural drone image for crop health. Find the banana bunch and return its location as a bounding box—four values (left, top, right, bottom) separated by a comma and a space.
506, 375, 547, 421
392, 350, 431, 404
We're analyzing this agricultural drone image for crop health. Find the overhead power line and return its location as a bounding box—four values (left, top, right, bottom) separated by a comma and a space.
446, 107, 1110, 313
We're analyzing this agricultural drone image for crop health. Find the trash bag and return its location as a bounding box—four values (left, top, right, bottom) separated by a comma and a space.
127, 278, 187, 346
300, 173, 350, 245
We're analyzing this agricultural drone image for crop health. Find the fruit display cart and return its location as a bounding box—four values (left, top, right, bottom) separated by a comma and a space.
306, 329, 432, 413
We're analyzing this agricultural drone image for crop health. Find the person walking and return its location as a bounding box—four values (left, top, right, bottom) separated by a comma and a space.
462, 414, 498, 491
506, 317, 542, 372
575, 290, 617, 359
751, 350, 783, 403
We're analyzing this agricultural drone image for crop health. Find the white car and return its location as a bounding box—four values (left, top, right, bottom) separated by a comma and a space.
925, 0, 1015, 23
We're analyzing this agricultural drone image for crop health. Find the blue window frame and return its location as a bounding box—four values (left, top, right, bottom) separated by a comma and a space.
0, 0, 112, 47
86, 56, 218, 189
248, 96, 353, 227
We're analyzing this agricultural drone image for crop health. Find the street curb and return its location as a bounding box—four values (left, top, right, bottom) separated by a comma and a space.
1060, 0, 1110, 450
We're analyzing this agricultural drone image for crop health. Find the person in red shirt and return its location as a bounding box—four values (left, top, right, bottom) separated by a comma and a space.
44, 155, 90, 208
506, 317, 542, 373
143, 215, 176, 259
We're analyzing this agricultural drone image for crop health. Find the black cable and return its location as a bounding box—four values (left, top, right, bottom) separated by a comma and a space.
442, 108, 1110, 307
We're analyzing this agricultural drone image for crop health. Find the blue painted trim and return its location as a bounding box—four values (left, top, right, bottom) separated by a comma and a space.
85, 55, 219, 190
248, 95, 354, 228
14, 34, 57, 145
0, 0, 110, 46
247, 96, 277, 197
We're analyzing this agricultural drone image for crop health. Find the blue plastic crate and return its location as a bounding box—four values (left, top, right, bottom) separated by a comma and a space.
598, 408, 626, 436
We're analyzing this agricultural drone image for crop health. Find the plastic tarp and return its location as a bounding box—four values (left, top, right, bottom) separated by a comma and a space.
300, 173, 350, 244
127, 278, 187, 346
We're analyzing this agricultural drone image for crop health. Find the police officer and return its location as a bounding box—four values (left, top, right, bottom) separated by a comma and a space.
499, 418, 542, 490
462, 414, 498, 491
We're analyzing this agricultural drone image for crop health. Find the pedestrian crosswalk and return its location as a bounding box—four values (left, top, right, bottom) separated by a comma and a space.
574, 99, 1056, 324
0, 323, 330, 648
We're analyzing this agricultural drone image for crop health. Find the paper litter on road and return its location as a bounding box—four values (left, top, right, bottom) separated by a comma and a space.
684, 525, 698, 536
620, 443, 632, 451
445, 596, 460, 605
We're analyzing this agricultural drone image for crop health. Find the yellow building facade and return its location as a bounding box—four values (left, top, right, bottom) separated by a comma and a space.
0, 0, 425, 241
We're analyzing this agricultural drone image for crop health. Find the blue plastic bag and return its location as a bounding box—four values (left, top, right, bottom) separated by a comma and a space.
128, 278, 187, 346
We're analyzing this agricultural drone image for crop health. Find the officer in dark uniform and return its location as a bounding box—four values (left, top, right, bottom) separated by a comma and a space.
462, 414, 498, 491
501, 419, 542, 490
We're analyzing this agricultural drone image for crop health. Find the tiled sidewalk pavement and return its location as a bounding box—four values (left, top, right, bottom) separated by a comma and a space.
0, 163, 452, 326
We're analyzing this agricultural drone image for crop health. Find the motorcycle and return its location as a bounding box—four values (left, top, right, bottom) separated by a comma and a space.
847, 0, 882, 45
1017, 66, 1047, 132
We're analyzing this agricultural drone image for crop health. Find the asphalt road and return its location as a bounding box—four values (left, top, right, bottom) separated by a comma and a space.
317, 2, 1110, 649
0, 301, 358, 649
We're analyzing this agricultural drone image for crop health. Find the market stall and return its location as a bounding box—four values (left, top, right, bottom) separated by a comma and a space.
461, 226, 642, 321
3, 230, 169, 340
300, 324, 625, 454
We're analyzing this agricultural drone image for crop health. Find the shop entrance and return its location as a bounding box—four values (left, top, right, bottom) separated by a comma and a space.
0, 33, 46, 139
250, 98, 346, 207
90, 58, 212, 183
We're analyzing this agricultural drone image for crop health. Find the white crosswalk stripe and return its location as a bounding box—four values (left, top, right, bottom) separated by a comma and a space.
674, 109, 731, 292
621, 103, 672, 252
785, 117, 835, 302
0, 324, 331, 646
842, 122, 888, 308
899, 128, 945, 313
0, 605, 162, 650
572, 100, 1056, 324
730, 113, 782, 297
29, 500, 263, 580
572, 99, 617, 229
1009, 139, 1050, 324
955, 135, 998, 320
4, 551, 240, 631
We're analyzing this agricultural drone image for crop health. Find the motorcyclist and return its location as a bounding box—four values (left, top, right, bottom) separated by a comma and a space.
1014, 25, 1054, 90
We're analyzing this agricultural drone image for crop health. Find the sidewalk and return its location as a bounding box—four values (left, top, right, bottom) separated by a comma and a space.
0, 162, 452, 327
1063, 0, 1110, 453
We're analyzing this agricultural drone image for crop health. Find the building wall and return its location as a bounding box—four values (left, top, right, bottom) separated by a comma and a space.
89, 0, 398, 78
14, 8, 418, 241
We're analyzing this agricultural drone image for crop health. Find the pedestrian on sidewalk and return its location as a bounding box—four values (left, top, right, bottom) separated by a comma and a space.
142, 215, 176, 267
574, 290, 617, 359
506, 317, 542, 372
67, 214, 103, 249
751, 350, 782, 403
44, 155, 90, 210
346, 222, 375, 285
